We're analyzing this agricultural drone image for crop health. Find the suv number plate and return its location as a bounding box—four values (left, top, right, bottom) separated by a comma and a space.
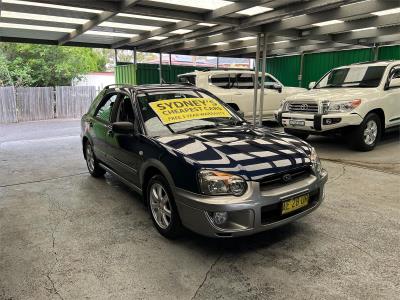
289, 119, 305, 126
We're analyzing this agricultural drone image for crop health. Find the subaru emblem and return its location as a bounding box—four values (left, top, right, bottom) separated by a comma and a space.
282, 174, 292, 182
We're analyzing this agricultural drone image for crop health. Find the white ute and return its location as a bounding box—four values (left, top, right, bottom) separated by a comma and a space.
178, 70, 305, 120
276, 61, 400, 151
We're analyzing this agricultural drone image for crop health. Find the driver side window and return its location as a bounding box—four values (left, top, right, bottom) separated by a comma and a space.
95, 93, 118, 122
115, 95, 135, 123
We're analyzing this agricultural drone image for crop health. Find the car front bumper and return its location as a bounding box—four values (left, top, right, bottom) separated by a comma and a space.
275, 111, 363, 132
174, 170, 328, 238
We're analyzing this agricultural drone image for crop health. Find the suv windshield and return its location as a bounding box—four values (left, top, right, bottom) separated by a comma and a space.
137, 89, 243, 137
315, 65, 386, 88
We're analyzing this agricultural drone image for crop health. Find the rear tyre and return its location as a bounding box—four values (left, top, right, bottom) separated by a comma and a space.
346, 113, 381, 151
284, 128, 310, 140
84, 141, 106, 177
147, 175, 183, 239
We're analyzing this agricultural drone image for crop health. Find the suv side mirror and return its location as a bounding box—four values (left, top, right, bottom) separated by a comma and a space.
308, 81, 316, 89
272, 83, 282, 93
112, 122, 135, 134
226, 102, 240, 111
388, 78, 400, 89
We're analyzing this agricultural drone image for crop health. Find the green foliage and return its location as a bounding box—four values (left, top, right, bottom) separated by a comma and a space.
0, 43, 107, 87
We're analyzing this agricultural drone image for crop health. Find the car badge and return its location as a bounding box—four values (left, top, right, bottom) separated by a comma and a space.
282, 174, 292, 182
300, 104, 308, 111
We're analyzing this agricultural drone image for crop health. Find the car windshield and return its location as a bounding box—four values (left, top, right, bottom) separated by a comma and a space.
315, 65, 386, 88
137, 89, 244, 137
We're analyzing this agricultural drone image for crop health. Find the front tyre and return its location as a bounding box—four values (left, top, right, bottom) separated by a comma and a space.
284, 128, 310, 140
147, 175, 183, 239
84, 141, 106, 177
347, 113, 381, 151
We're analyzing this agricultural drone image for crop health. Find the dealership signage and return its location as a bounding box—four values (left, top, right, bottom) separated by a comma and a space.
149, 98, 230, 124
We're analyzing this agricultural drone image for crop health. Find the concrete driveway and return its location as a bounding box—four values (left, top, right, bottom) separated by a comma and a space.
1, 120, 399, 299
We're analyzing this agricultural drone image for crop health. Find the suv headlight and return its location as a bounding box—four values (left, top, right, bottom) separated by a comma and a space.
309, 147, 322, 175
279, 100, 288, 111
327, 99, 361, 113
198, 170, 247, 196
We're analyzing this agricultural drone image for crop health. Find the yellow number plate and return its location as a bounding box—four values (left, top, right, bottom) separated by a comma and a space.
282, 194, 309, 215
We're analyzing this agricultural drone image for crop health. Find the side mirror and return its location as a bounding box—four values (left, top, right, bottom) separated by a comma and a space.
272, 83, 282, 93
308, 81, 316, 89
388, 78, 400, 89
226, 102, 240, 112
112, 122, 135, 134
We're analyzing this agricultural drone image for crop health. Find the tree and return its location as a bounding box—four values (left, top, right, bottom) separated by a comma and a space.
0, 43, 107, 87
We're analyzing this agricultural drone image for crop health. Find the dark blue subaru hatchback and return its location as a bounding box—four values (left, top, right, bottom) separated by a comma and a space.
81, 84, 327, 238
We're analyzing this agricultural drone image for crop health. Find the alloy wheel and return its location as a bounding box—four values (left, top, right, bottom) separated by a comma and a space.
363, 120, 378, 146
86, 144, 95, 173
149, 183, 172, 229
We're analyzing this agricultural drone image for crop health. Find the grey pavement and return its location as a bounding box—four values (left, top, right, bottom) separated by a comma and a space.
1, 119, 399, 300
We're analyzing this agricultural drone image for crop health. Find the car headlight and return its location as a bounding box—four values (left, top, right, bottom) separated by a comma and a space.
327, 99, 361, 113
279, 100, 288, 110
309, 147, 322, 175
198, 170, 247, 196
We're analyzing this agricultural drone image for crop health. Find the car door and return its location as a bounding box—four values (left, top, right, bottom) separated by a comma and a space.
384, 65, 400, 127
91, 92, 119, 164
106, 92, 142, 187
259, 74, 284, 117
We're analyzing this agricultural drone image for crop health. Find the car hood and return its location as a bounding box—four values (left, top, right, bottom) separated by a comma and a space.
286, 87, 380, 102
284, 87, 307, 93
155, 126, 312, 181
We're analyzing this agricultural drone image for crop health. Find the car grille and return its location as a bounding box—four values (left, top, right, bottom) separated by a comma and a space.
260, 189, 320, 225
288, 102, 319, 113
259, 166, 312, 190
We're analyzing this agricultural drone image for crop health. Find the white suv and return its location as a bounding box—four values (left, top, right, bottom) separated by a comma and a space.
276, 61, 400, 151
178, 70, 305, 120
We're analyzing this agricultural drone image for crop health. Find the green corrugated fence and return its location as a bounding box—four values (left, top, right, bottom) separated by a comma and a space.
115, 45, 400, 88
377, 45, 400, 60
115, 64, 137, 85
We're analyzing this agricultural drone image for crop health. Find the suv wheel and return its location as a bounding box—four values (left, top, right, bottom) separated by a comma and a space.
85, 141, 106, 177
347, 113, 381, 151
284, 128, 310, 140
147, 175, 183, 239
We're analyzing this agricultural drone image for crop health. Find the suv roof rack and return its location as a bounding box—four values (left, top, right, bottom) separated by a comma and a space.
351, 60, 393, 65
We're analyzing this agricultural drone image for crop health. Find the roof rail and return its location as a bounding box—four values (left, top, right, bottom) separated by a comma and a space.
351, 60, 393, 65
104, 84, 136, 89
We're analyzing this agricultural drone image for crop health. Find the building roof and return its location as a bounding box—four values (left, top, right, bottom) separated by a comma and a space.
0, 0, 400, 58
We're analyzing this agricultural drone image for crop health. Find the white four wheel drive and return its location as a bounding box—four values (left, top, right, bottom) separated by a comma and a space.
178, 70, 306, 120
276, 60, 400, 151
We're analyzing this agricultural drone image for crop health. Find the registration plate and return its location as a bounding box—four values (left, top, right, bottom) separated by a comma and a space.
289, 119, 305, 126
282, 194, 309, 215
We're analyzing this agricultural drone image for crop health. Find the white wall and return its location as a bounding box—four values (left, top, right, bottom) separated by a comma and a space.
72, 73, 115, 92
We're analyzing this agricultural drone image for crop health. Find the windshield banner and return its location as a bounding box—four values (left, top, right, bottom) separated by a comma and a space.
149, 98, 231, 125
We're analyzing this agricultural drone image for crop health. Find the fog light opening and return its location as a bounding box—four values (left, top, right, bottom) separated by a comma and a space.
213, 212, 228, 225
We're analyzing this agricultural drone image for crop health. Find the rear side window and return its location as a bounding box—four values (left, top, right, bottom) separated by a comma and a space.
95, 94, 118, 122
178, 75, 196, 85
235, 73, 254, 89
210, 74, 231, 89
